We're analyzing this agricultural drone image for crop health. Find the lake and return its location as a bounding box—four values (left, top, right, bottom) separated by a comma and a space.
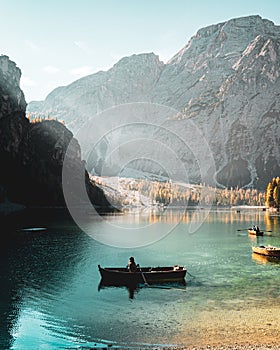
1, 207, 280, 349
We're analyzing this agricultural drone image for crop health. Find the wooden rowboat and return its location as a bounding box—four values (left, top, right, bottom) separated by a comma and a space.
98, 264, 187, 286
252, 245, 280, 258
248, 229, 263, 236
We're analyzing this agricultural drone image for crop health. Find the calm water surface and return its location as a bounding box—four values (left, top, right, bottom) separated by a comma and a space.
1, 208, 280, 349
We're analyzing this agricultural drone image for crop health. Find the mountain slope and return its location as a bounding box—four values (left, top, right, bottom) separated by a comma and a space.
27, 15, 280, 189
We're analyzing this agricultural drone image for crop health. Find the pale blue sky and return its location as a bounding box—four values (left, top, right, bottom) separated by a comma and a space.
1, 0, 280, 102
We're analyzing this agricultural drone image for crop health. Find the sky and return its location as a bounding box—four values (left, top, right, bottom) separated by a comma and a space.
1, 0, 280, 102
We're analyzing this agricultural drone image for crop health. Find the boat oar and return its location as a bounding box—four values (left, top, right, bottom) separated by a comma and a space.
138, 266, 186, 291
237, 228, 249, 231
138, 266, 191, 291
147, 285, 187, 291
187, 270, 195, 278
138, 266, 149, 286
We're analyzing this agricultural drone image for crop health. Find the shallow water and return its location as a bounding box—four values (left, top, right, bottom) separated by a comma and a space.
1, 208, 280, 349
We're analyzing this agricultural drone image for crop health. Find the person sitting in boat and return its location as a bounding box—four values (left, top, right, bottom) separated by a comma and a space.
255, 225, 260, 234
127, 256, 138, 272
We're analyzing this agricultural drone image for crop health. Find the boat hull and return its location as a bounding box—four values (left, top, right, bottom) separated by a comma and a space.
98, 265, 187, 286
252, 253, 280, 265
248, 229, 263, 236
252, 246, 280, 258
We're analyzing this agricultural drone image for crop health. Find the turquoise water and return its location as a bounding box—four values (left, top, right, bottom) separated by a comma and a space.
1, 208, 280, 349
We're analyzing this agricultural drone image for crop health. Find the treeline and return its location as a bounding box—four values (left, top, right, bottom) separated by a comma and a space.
26, 113, 65, 125
265, 177, 280, 208
95, 177, 280, 208
214, 187, 264, 207
127, 179, 265, 207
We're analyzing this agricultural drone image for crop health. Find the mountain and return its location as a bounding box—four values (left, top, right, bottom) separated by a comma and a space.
0, 55, 112, 218
27, 15, 280, 189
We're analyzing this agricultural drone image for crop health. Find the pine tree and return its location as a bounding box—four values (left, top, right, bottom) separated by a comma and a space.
265, 177, 280, 208
273, 183, 280, 208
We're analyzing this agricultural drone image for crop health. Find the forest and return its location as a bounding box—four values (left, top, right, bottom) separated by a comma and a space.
135, 180, 264, 207
265, 177, 280, 208
103, 178, 265, 207
103, 176, 280, 208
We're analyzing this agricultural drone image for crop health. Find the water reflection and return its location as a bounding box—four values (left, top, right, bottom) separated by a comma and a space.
247, 234, 263, 244
252, 253, 280, 265
263, 211, 280, 232
98, 280, 140, 299
98, 279, 187, 299
115, 207, 280, 227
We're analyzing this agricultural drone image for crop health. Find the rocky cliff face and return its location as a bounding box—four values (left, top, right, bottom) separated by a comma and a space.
27, 16, 280, 189
29, 53, 164, 132
0, 55, 111, 212
0, 55, 27, 156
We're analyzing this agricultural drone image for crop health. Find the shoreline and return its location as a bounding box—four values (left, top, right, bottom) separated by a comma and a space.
170, 303, 280, 349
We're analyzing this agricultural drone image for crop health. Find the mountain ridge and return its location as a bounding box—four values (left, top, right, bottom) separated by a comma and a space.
27, 15, 280, 189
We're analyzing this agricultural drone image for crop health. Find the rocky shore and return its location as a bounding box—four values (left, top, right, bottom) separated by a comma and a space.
169, 303, 280, 350
162, 346, 280, 349
93, 305, 280, 350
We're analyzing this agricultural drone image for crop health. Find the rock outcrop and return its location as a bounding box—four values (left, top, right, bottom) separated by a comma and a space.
0, 55, 112, 213
27, 16, 280, 189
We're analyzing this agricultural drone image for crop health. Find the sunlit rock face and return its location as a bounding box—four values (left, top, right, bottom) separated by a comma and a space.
27, 16, 280, 189
0, 56, 111, 211
0, 55, 27, 155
